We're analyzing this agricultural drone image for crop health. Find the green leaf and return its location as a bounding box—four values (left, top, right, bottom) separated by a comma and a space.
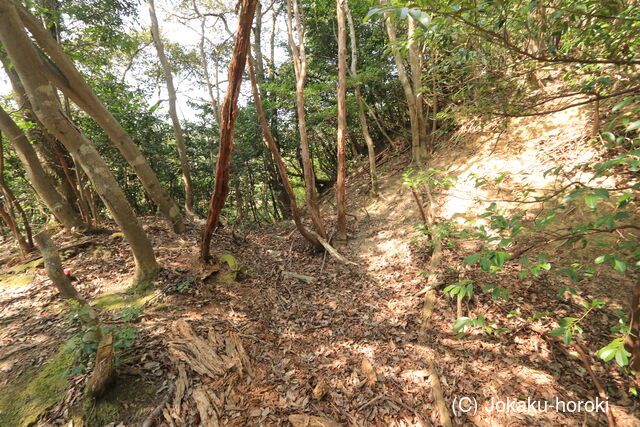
452, 317, 470, 333
463, 253, 481, 265
612, 97, 635, 112
612, 256, 627, 273
494, 251, 510, 267
407, 10, 432, 28
626, 120, 640, 132
595, 255, 607, 264
584, 193, 599, 209
598, 347, 617, 362
557, 268, 579, 282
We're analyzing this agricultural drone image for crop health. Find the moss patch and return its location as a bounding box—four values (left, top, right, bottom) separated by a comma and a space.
0, 341, 76, 426
91, 247, 113, 259
92, 291, 155, 311
82, 376, 159, 426
0, 258, 43, 289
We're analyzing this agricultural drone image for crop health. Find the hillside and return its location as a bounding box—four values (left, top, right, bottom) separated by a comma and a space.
1, 94, 639, 425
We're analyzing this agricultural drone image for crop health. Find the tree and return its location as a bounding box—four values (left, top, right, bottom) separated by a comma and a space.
0, 107, 86, 231
147, 0, 196, 218
335, 0, 348, 242
9, 0, 185, 234
384, 11, 430, 163
345, 0, 378, 195
0, 0, 159, 285
286, 0, 327, 239
200, 0, 258, 262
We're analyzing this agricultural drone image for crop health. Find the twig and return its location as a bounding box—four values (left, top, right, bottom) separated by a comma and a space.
142, 383, 176, 427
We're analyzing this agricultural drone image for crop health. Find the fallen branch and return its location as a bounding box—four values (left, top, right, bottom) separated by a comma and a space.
282, 271, 316, 284
572, 342, 617, 427
309, 230, 357, 266
426, 363, 452, 427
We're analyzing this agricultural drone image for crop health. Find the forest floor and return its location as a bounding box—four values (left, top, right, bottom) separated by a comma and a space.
1, 98, 640, 426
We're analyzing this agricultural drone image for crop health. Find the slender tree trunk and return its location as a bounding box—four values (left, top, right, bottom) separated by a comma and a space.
200, 0, 258, 261
0, 2, 158, 285
335, 0, 348, 242
34, 230, 85, 301
345, 2, 377, 195
383, 14, 429, 163
248, 53, 321, 248
0, 136, 33, 247
0, 107, 86, 230
10, 0, 185, 233
147, 0, 196, 217
192, 0, 221, 126
253, 5, 291, 218
0, 198, 32, 254
407, 18, 429, 152
286, 0, 327, 239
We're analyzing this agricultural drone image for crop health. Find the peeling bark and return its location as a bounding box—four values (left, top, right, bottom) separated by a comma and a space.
335, 0, 348, 242
200, 0, 258, 261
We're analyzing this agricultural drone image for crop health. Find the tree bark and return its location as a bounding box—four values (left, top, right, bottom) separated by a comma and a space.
0, 107, 86, 230
335, 0, 348, 242
286, 0, 327, 239
200, 0, 258, 261
345, 1, 377, 195
0, 1, 159, 285
407, 18, 429, 152
147, 0, 196, 218
10, 0, 185, 233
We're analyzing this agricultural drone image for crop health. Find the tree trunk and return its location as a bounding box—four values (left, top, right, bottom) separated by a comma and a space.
0, 1, 159, 285
147, 0, 196, 218
253, 5, 291, 218
200, 0, 258, 261
0, 198, 31, 254
0, 134, 33, 247
10, 0, 185, 233
335, 0, 348, 242
0, 53, 81, 210
192, 1, 221, 126
0, 107, 86, 230
286, 0, 327, 239
407, 18, 429, 152
345, 2, 377, 195
383, 14, 429, 164
248, 53, 321, 248
33, 230, 84, 301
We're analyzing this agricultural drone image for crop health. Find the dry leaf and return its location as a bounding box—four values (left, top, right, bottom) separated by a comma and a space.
312, 380, 329, 400
288, 414, 341, 427
360, 358, 377, 387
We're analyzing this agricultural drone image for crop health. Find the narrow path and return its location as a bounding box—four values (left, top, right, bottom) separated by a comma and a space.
163, 154, 438, 426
